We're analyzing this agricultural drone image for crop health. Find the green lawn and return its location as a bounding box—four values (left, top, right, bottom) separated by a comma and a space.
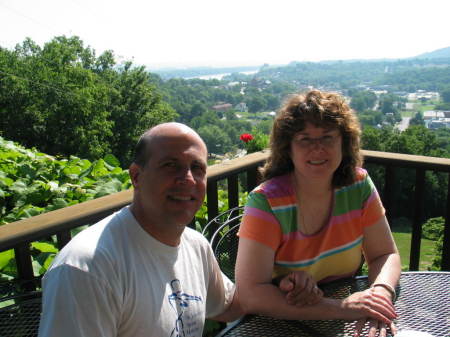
392, 231, 436, 271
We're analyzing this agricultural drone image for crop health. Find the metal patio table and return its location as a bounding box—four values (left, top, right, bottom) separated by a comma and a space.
217, 272, 450, 337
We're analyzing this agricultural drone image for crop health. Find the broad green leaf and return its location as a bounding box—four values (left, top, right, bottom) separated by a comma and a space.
93, 179, 122, 197
31, 242, 59, 253
32, 260, 42, 276
91, 159, 108, 177
104, 154, 120, 167
0, 250, 14, 270
50, 198, 68, 210
9, 180, 28, 194
0, 173, 14, 187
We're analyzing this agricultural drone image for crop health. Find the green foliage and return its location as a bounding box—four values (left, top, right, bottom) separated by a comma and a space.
350, 90, 377, 112
421, 217, 445, 271
409, 112, 425, 126
0, 36, 175, 166
0, 137, 132, 279
243, 132, 269, 154
422, 217, 445, 241
0, 136, 131, 225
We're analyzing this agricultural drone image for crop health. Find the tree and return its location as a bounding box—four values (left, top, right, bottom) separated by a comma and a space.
409, 112, 425, 126
197, 125, 232, 155
0, 36, 174, 166
439, 86, 450, 103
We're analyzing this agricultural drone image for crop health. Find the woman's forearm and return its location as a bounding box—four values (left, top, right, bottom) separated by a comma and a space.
367, 252, 401, 289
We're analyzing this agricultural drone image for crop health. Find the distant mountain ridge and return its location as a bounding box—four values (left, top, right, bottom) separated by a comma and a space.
414, 46, 450, 59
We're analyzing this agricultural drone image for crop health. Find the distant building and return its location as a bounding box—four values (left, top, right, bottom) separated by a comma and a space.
234, 102, 248, 113
423, 110, 449, 129
423, 111, 445, 120
211, 103, 233, 112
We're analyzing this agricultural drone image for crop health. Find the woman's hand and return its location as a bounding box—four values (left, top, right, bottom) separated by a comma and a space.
354, 318, 398, 337
353, 285, 398, 337
277, 271, 323, 306
341, 287, 397, 336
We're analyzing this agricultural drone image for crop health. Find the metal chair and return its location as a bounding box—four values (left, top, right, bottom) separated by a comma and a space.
0, 278, 42, 337
202, 206, 244, 282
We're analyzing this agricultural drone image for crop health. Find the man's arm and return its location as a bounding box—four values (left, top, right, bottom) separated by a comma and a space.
209, 285, 243, 322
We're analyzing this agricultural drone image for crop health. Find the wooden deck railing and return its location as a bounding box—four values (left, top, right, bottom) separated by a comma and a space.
1, 150, 449, 286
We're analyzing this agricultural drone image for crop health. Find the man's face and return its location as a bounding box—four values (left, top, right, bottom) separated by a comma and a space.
131, 130, 207, 233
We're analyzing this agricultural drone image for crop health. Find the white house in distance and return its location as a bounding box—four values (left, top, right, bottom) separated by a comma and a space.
423, 110, 450, 129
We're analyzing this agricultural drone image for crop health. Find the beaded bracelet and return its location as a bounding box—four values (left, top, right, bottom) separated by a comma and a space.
372, 283, 397, 301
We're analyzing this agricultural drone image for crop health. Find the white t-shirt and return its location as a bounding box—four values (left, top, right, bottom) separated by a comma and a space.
38, 206, 234, 337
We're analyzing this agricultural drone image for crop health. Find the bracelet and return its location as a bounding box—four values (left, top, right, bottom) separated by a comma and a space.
371, 283, 397, 301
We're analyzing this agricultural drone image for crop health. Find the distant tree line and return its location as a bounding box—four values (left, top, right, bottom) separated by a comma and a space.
2, 36, 450, 163
0, 36, 175, 166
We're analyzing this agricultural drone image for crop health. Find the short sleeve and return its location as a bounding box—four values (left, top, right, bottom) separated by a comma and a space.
361, 172, 386, 227
205, 246, 235, 318
38, 265, 120, 337
238, 191, 282, 251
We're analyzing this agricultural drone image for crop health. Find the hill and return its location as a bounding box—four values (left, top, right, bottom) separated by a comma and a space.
414, 46, 450, 59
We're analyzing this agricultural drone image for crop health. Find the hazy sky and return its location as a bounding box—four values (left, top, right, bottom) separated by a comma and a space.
1, 0, 449, 69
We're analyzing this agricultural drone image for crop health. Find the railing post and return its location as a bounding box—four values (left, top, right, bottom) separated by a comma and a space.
56, 230, 72, 250
410, 169, 425, 271
14, 243, 35, 291
227, 175, 239, 209
442, 173, 450, 271
207, 180, 219, 223
383, 165, 395, 225
246, 167, 258, 192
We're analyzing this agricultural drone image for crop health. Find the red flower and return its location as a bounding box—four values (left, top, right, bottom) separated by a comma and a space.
240, 133, 254, 143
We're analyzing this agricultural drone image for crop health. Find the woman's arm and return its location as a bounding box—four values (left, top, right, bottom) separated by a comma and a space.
363, 215, 401, 297
235, 237, 397, 323
349, 215, 402, 337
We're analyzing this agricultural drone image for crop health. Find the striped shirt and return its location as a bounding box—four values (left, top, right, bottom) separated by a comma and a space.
238, 168, 385, 283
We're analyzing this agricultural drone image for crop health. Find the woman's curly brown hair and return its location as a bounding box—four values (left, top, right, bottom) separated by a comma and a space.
261, 90, 363, 188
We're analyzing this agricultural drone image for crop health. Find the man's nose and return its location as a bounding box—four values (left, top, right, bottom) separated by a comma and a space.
176, 168, 195, 184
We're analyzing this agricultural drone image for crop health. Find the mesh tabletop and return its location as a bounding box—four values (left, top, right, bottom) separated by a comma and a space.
218, 272, 450, 337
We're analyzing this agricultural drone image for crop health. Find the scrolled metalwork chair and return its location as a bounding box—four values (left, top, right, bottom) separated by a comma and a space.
202, 206, 244, 282
0, 278, 42, 337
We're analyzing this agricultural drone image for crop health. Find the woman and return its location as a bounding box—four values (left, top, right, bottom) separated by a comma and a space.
235, 90, 401, 337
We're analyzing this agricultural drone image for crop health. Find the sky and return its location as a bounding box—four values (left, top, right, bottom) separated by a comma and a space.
1, 0, 449, 69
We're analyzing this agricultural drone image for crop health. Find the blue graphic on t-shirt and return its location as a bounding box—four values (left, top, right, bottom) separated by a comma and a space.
168, 279, 202, 337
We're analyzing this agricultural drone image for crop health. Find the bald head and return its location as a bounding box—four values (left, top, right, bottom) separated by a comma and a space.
133, 123, 207, 167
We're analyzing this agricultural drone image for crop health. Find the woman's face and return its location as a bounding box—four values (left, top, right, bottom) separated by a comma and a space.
289, 122, 342, 183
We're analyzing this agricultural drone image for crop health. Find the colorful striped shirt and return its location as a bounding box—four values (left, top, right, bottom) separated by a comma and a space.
238, 168, 385, 283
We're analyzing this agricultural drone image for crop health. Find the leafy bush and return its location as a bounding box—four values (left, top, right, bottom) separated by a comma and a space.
422, 217, 445, 270
0, 137, 131, 225
0, 137, 132, 280
240, 131, 269, 154
422, 217, 444, 241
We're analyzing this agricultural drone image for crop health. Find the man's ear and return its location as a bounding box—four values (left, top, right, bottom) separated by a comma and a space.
129, 163, 142, 188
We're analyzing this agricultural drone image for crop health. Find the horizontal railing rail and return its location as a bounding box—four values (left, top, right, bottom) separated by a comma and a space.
1, 149, 449, 287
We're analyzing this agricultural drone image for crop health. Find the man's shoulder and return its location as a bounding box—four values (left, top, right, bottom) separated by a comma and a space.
182, 227, 209, 244
48, 207, 132, 272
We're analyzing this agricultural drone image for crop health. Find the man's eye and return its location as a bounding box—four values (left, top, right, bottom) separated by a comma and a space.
192, 164, 206, 173
163, 162, 177, 168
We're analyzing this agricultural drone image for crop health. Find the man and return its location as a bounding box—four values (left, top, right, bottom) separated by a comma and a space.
38, 122, 241, 337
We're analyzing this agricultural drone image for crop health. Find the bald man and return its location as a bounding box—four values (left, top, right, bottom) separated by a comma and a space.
39, 123, 241, 337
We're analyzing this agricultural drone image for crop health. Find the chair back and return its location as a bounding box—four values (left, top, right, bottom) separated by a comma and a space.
0, 292, 42, 337
202, 207, 244, 282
